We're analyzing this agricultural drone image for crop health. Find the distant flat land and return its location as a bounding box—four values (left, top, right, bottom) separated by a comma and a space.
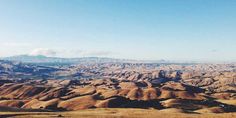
0, 108, 236, 118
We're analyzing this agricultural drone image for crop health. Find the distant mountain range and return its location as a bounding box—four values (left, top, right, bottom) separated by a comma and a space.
1, 55, 138, 64
0, 55, 172, 64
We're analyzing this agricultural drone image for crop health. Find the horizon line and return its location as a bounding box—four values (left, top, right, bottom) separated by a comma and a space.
1, 54, 236, 64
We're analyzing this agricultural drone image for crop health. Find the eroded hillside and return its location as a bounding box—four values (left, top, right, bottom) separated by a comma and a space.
0, 60, 236, 113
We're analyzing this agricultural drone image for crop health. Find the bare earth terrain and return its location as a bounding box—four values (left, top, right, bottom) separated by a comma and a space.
0, 59, 236, 117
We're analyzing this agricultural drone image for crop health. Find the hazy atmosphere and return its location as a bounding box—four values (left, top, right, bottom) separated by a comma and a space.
0, 0, 236, 62
1, 1, 236, 118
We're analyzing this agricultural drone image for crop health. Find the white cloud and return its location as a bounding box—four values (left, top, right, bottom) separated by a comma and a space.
59, 50, 113, 57
211, 49, 218, 53
80, 50, 112, 57
29, 48, 57, 57
28, 48, 112, 57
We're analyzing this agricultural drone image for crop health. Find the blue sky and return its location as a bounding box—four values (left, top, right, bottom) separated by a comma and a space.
0, 0, 236, 62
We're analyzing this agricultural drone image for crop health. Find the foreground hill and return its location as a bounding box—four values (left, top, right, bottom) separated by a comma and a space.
0, 108, 236, 118
0, 78, 235, 113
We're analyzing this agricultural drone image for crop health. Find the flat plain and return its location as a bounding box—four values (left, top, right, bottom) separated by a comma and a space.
0, 108, 236, 118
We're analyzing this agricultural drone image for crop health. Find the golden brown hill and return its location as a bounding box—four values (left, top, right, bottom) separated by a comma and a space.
58, 95, 96, 110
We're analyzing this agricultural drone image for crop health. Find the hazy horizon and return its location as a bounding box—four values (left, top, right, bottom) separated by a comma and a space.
1, 0, 236, 62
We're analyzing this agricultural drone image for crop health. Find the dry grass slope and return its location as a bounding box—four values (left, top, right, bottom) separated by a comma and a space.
0, 108, 236, 118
